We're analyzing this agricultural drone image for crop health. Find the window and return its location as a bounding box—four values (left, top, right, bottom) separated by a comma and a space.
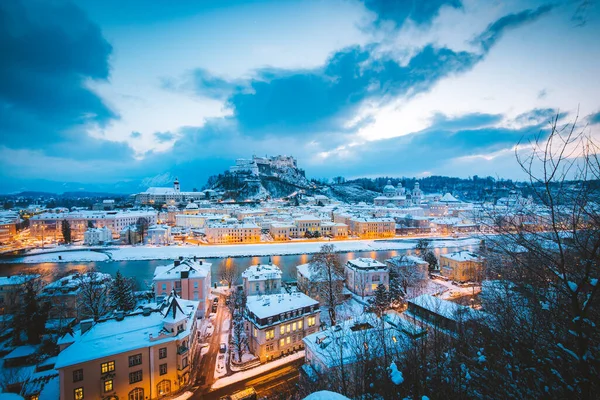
162, 283, 166, 291
157, 380, 171, 396
279, 338, 285, 347
129, 354, 142, 367
74, 388, 84, 400
129, 370, 143, 384
287, 324, 291, 333
280, 325, 285, 335
160, 363, 167, 375
194, 281, 198, 288
159, 347, 167, 359
73, 369, 83, 382
104, 379, 113, 393
182, 356, 188, 368
266, 329, 274, 340
292, 322, 297, 331
255, 283, 259, 292
286, 336, 291, 344
101, 361, 115, 374
298, 320, 303, 329
129, 388, 144, 400
308, 316, 316, 327
253, 327, 257, 337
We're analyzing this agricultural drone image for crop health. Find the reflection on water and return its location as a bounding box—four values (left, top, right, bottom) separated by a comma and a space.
0, 244, 473, 290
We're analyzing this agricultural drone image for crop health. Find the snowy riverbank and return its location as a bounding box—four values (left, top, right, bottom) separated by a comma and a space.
3, 237, 480, 264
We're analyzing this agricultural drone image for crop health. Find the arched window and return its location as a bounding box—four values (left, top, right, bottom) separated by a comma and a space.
157, 380, 171, 396
129, 388, 144, 400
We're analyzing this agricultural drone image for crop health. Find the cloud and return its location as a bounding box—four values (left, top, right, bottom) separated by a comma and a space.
0, 0, 117, 152
588, 111, 600, 125
429, 112, 503, 130
130, 131, 142, 139
515, 108, 564, 125
362, 0, 462, 28
154, 131, 176, 143
474, 4, 555, 52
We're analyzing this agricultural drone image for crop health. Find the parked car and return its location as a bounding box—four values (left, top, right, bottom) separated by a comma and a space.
219, 343, 227, 353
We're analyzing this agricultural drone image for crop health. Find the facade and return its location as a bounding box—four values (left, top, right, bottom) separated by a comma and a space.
439, 251, 483, 282
175, 214, 223, 229
30, 210, 157, 242
135, 179, 206, 205
83, 227, 113, 245
385, 255, 429, 281
347, 217, 395, 238
0, 275, 39, 315
245, 293, 320, 363
204, 223, 260, 244
242, 264, 283, 296
268, 218, 348, 241
407, 294, 478, 331
345, 258, 389, 297
153, 258, 211, 317
55, 295, 199, 400
147, 225, 172, 245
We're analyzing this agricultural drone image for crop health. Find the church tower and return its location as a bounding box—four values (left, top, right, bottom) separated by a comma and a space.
174, 178, 180, 193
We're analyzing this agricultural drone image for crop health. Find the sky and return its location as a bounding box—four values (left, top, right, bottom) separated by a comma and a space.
1, 0, 599, 193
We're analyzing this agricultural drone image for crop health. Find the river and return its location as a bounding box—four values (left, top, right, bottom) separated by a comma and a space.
0, 244, 475, 290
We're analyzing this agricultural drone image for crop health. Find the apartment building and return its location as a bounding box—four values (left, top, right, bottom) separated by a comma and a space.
241, 264, 283, 296
439, 251, 483, 282
245, 293, 320, 363
345, 258, 388, 297
296, 263, 344, 304
347, 217, 395, 239
204, 223, 261, 244
55, 295, 199, 400
153, 258, 211, 317
83, 227, 113, 245
268, 217, 348, 241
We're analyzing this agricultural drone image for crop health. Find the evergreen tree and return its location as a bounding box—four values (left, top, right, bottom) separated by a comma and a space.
368, 284, 389, 317
423, 251, 438, 272
13, 279, 49, 344
111, 271, 136, 311
61, 219, 72, 243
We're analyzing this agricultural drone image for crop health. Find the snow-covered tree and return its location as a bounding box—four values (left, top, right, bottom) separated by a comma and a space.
388, 256, 428, 301
368, 284, 389, 317
110, 270, 136, 312
309, 244, 345, 325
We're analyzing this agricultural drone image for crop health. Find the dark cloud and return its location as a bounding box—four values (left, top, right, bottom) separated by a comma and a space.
588, 111, 600, 125
154, 131, 176, 143
474, 4, 554, 52
130, 131, 142, 139
429, 112, 503, 130
0, 0, 116, 151
362, 0, 461, 28
226, 44, 479, 136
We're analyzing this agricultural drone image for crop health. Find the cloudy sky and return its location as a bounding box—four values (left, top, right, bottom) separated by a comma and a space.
1, 0, 599, 193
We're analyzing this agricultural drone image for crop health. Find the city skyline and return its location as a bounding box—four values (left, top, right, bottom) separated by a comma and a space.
1, 0, 600, 193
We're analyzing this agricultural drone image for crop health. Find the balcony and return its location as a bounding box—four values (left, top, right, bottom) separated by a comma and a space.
177, 346, 189, 355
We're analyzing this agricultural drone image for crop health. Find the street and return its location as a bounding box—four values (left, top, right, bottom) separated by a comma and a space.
193, 358, 303, 400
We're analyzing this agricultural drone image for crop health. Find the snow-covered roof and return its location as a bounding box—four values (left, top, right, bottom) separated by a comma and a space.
296, 263, 343, 282
241, 264, 282, 281
294, 214, 321, 221
246, 292, 318, 319
153, 258, 211, 281
441, 250, 481, 262
386, 255, 427, 267
4, 344, 39, 359
303, 391, 350, 400
42, 272, 111, 294
55, 296, 199, 369
346, 258, 387, 270
408, 294, 477, 321
440, 193, 460, 203
0, 274, 39, 286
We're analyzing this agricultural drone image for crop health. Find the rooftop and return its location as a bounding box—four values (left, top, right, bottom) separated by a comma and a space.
153, 258, 211, 281
241, 264, 282, 281
296, 263, 343, 282
441, 250, 481, 262
246, 292, 319, 320
346, 258, 387, 270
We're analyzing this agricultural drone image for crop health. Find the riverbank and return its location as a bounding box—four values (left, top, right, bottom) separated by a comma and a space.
1, 236, 481, 264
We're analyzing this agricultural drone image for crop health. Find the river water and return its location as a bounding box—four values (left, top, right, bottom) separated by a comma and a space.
0, 245, 474, 290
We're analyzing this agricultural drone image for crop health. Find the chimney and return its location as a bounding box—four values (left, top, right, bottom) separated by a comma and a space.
80, 319, 93, 334
174, 260, 180, 267
115, 311, 124, 321
179, 256, 184, 261
143, 307, 151, 316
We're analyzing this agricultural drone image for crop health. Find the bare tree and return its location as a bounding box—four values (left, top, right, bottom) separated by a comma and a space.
218, 259, 237, 289
76, 270, 112, 321
309, 244, 345, 325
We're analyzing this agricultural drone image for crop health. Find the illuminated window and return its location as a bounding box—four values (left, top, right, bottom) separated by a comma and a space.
298, 320, 303, 329
157, 380, 171, 396
266, 329, 274, 340
286, 324, 291, 333
104, 379, 113, 392
308, 317, 316, 327
74, 388, 84, 400
286, 336, 291, 344
101, 361, 115, 374
292, 322, 297, 331
129, 388, 144, 400
280, 325, 285, 335
253, 327, 257, 337
279, 338, 285, 347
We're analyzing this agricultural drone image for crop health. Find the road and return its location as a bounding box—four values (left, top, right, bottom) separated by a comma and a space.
193, 358, 303, 400
194, 293, 229, 390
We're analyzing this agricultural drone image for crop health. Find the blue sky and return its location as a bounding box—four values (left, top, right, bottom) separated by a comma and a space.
1, 0, 599, 193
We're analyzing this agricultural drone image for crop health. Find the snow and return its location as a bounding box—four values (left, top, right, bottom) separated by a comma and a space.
389, 362, 404, 385
303, 391, 351, 400
590, 278, 598, 287
4, 344, 39, 359
408, 294, 478, 321
441, 250, 480, 262
170, 391, 193, 400
241, 264, 282, 281
246, 293, 319, 319
0, 394, 24, 400
6, 237, 481, 264
568, 281, 578, 292
211, 351, 305, 389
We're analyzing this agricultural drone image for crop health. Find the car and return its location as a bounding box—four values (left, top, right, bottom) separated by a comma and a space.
219, 343, 227, 353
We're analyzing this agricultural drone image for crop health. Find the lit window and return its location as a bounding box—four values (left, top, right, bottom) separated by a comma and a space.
280, 325, 285, 335
266, 329, 274, 340
287, 324, 291, 333
74, 388, 84, 400
101, 361, 115, 374
279, 338, 285, 347
308, 317, 316, 327
298, 320, 303, 329
253, 327, 257, 337
292, 322, 297, 331
104, 379, 113, 392
286, 336, 291, 344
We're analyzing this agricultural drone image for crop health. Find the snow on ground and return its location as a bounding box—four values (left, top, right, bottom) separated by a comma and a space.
169, 391, 193, 400
211, 351, 305, 390
6, 237, 479, 264
321, 298, 367, 326
432, 278, 481, 300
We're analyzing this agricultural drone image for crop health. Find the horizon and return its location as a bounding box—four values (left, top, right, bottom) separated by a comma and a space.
1, 0, 599, 193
